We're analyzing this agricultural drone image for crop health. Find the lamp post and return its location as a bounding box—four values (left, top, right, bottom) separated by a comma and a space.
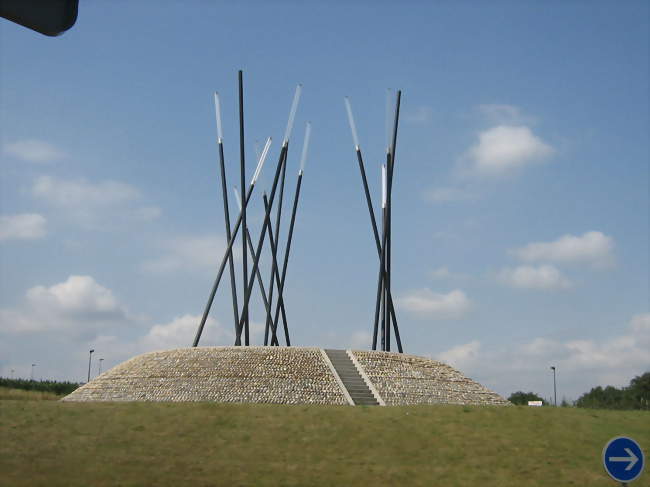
550, 366, 557, 406
98, 358, 104, 375
30, 364, 36, 381
87, 349, 94, 383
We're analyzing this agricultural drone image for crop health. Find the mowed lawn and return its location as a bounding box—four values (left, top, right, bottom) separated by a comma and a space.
1, 392, 648, 487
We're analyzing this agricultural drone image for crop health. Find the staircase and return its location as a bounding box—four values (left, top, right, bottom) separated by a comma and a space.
325, 349, 379, 406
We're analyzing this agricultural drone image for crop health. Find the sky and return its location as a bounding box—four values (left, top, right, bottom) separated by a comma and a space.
0, 1, 648, 401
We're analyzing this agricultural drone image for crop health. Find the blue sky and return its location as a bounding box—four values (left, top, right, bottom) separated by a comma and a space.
1, 1, 648, 400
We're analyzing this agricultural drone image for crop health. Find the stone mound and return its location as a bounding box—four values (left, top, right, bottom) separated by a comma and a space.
62, 347, 509, 406
353, 351, 508, 406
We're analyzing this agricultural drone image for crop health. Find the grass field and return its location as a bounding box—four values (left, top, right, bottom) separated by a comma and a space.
1, 388, 647, 486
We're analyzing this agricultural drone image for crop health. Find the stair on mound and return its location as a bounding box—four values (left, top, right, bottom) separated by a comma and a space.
325, 349, 379, 406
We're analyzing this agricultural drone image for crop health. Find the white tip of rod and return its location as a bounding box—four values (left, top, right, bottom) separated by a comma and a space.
282, 84, 302, 145
251, 137, 272, 185
214, 92, 224, 141
344, 97, 360, 150
299, 122, 311, 173
233, 186, 242, 211
381, 164, 387, 208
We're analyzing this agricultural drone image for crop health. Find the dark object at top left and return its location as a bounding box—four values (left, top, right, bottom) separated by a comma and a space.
1, 0, 78, 37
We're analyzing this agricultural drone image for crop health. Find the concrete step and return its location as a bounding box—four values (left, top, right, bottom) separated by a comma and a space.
324, 349, 378, 407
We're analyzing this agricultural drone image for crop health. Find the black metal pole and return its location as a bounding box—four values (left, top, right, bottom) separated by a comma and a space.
381, 205, 388, 350
356, 147, 400, 345
264, 153, 287, 341
192, 143, 275, 348
551, 366, 557, 406
245, 226, 273, 337
216, 138, 240, 336
271, 170, 303, 345
87, 349, 94, 382
235, 145, 288, 344
233, 187, 285, 347
238, 70, 249, 346
371, 259, 383, 350
261, 193, 288, 346
387, 90, 402, 353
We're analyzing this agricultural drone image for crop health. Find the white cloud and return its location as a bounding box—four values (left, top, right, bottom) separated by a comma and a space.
468, 125, 553, 175
498, 265, 571, 290
0, 213, 46, 241
397, 288, 471, 319
512, 231, 615, 268
31, 175, 160, 226
438, 340, 480, 367
142, 235, 233, 273
477, 104, 533, 125
430, 267, 467, 280
33, 175, 140, 207
141, 314, 227, 351
0, 275, 129, 337
437, 313, 650, 399
631, 313, 650, 337
426, 186, 475, 202
3, 139, 64, 163
0, 277, 235, 381
405, 106, 432, 124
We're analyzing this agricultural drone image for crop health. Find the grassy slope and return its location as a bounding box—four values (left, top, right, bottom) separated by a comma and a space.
0, 398, 648, 487
0, 388, 62, 401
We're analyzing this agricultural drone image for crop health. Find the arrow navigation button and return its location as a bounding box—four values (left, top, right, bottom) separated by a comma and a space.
609, 447, 639, 471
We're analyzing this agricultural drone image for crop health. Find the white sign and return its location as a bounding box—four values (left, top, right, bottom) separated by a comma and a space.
527, 400, 543, 406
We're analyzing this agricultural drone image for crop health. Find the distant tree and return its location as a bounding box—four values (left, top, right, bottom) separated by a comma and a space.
627, 372, 650, 410
0, 377, 80, 395
508, 391, 546, 405
576, 372, 650, 410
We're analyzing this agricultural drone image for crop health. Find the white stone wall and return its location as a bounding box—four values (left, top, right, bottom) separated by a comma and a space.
63, 347, 348, 405
351, 350, 509, 406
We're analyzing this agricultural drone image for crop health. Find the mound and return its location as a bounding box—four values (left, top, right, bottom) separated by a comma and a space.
62, 347, 509, 406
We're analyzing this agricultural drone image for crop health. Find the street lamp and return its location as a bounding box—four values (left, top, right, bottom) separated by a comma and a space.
31, 363, 37, 381
550, 366, 557, 406
87, 349, 95, 383
98, 358, 104, 375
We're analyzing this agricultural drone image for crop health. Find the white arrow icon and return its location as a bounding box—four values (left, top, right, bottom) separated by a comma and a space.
609, 448, 639, 471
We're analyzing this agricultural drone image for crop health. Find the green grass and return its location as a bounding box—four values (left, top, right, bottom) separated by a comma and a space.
0, 387, 62, 401
0, 398, 647, 486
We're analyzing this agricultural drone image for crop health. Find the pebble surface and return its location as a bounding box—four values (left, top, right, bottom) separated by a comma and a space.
351, 350, 510, 406
62, 347, 509, 406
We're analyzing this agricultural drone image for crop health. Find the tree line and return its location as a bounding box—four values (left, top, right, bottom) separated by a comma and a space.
508, 371, 650, 410
0, 377, 81, 396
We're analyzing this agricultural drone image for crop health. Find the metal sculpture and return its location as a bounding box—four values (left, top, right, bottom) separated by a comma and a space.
193, 71, 310, 348
345, 91, 404, 353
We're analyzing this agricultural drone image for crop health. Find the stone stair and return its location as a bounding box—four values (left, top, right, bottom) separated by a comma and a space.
324, 349, 379, 406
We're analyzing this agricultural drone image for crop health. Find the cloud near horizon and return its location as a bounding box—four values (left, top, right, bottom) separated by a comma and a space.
467, 125, 553, 175
397, 288, 471, 319
512, 231, 615, 268
3, 139, 65, 163
0, 213, 47, 241
498, 264, 572, 290
142, 234, 235, 274
31, 175, 161, 227
0, 275, 129, 338
437, 313, 650, 399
